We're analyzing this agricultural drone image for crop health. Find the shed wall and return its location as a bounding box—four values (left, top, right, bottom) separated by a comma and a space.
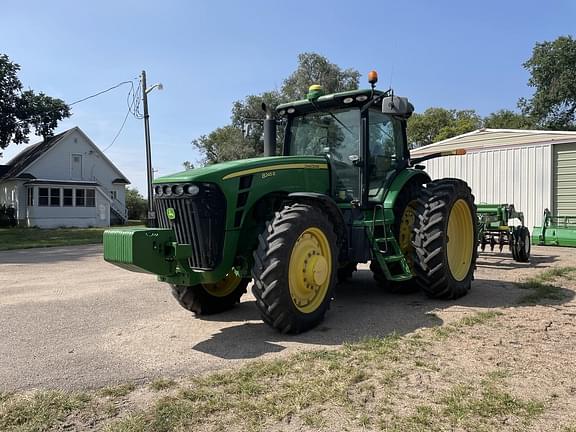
422, 144, 552, 230
553, 143, 576, 217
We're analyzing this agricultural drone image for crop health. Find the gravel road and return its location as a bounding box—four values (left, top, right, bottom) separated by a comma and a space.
0, 244, 573, 391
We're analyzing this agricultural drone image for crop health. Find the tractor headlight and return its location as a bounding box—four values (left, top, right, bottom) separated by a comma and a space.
154, 185, 163, 196
163, 185, 172, 196
186, 184, 200, 196
173, 184, 184, 196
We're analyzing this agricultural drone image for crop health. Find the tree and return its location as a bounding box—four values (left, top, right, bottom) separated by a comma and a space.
125, 187, 147, 220
192, 53, 360, 163
483, 109, 536, 129
407, 108, 482, 148
281, 52, 360, 101
192, 125, 256, 165
519, 36, 576, 129
0, 54, 70, 153
182, 161, 194, 170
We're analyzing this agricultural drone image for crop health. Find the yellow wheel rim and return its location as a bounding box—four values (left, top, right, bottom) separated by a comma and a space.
399, 202, 417, 271
202, 273, 241, 297
447, 199, 474, 281
288, 227, 332, 314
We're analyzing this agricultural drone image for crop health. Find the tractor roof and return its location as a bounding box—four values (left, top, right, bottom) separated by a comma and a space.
276, 88, 387, 115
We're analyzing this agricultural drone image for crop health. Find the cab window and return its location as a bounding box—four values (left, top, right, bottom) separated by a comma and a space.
288, 109, 361, 202
368, 111, 404, 198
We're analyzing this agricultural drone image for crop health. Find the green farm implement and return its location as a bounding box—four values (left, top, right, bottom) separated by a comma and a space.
104, 71, 479, 334
476, 204, 530, 262
533, 208, 576, 247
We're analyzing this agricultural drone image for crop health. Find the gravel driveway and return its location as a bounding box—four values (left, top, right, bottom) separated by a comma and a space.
0, 244, 574, 391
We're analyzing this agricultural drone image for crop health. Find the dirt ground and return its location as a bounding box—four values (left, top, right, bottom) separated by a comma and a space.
1, 245, 576, 430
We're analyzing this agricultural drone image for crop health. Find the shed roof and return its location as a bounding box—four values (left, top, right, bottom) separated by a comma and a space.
410, 128, 576, 155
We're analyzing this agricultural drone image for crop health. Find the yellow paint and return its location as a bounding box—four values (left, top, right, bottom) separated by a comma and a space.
202, 272, 241, 297
288, 227, 332, 314
446, 199, 474, 281
222, 163, 328, 180
398, 202, 417, 271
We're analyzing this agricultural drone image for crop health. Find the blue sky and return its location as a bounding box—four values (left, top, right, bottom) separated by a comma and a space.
1, 0, 574, 193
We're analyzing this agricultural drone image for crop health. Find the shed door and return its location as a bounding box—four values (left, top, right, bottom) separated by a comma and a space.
553, 143, 576, 216
71, 153, 83, 180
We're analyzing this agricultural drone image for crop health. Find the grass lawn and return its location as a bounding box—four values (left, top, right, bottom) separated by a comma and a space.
0, 225, 142, 251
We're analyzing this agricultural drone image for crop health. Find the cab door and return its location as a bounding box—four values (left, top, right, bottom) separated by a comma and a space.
366, 111, 405, 202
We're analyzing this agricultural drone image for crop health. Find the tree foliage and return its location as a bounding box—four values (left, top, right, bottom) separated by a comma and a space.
483, 109, 536, 129
0, 54, 70, 153
519, 36, 576, 129
281, 52, 360, 101
192, 53, 360, 164
192, 125, 256, 164
407, 108, 482, 148
125, 187, 147, 220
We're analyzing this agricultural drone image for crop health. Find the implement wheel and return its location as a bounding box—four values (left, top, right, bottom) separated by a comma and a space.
412, 179, 478, 299
512, 226, 531, 262
252, 203, 338, 334
171, 273, 249, 315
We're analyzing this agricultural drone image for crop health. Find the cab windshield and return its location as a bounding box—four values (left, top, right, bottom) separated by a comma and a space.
287, 108, 360, 202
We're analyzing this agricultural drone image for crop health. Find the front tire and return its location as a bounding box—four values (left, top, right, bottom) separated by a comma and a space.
252, 203, 338, 334
412, 179, 478, 299
171, 274, 249, 315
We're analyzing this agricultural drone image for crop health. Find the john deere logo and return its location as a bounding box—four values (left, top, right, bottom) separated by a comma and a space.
166, 208, 176, 220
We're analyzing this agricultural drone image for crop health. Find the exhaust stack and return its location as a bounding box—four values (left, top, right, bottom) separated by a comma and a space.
262, 103, 276, 157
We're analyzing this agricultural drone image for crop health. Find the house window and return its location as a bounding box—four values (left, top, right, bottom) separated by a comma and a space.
86, 189, 95, 207
27, 188, 34, 206
110, 190, 117, 200
76, 189, 85, 206
63, 189, 73, 206
38, 188, 49, 206
50, 188, 61, 206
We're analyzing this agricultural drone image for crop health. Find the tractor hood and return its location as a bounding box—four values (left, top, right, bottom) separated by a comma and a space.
153, 155, 329, 184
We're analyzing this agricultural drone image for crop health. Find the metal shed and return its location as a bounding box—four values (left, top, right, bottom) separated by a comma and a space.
410, 129, 576, 231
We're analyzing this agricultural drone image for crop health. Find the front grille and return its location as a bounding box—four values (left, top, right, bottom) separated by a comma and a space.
155, 184, 226, 270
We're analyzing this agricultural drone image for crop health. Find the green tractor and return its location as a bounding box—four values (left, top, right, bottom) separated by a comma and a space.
104, 72, 478, 334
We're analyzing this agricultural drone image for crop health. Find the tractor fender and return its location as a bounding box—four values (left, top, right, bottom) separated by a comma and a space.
287, 192, 347, 248
382, 169, 431, 210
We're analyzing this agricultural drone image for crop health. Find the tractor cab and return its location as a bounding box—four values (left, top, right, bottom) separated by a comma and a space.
276, 81, 413, 207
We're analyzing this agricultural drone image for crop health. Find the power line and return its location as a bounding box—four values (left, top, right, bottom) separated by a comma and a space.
102, 80, 143, 152
69, 80, 135, 106
101, 108, 131, 152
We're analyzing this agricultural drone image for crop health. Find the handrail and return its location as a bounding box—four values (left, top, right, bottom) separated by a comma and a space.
92, 176, 128, 221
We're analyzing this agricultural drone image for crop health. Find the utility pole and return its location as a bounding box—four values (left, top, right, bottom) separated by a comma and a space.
141, 70, 163, 227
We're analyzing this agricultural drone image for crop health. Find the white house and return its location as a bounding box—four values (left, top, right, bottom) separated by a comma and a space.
411, 128, 576, 230
0, 127, 130, 228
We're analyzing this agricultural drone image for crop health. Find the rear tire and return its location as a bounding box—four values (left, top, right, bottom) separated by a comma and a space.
412, 179, 478, 299
171, 275, 249, 315
512, 226, 531, 262
252, 203, 338, 334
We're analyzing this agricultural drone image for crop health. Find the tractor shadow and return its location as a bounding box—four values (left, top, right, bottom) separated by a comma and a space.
192, 252, 574, 360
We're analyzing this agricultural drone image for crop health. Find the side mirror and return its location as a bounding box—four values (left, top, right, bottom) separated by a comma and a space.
381, 96, 414, 118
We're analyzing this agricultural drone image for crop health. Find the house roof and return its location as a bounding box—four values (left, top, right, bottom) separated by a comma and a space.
0, 127, 130, 184
410, 128, 576, 155
0, 165, 11, 177
0, 130, 71, 180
